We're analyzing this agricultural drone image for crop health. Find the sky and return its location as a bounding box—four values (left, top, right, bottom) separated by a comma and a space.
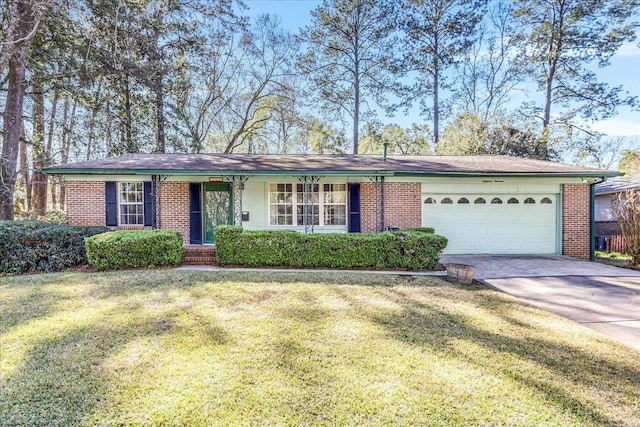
243, 0, 640, 149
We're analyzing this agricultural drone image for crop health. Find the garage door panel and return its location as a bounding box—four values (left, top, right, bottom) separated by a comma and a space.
422, 194, 558, 254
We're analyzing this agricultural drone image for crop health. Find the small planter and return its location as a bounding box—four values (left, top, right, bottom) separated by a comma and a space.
446, 263, 476, 285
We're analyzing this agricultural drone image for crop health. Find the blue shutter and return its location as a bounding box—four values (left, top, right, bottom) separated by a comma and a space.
144, 182, 153, 226
348, 183, 361, 233
105, 182, 117, 226
189, 183, 202, 244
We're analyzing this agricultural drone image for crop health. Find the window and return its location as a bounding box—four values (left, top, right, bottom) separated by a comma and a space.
458, 197, 469, 204
268, 183, 346, 226
524, 198, 536, 204
269, 183, 293, 225
474, 198, 486, 204
540, 197, 553, 204
507, 197, 519, 204
323, 184, 346, 225
491, 197, 503, 204
120, 182, 144, 225
424, 197, 436, 204
441, 197, 453, 204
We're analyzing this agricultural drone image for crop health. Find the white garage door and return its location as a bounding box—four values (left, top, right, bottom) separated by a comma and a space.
422, 194, 558, 254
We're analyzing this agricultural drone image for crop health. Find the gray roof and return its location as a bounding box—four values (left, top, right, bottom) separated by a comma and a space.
43, 153, 620, 177
595, 176, 640, 195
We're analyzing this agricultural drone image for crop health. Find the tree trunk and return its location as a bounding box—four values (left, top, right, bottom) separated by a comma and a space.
1, 53, 27, 220
31, 76, 48, 214
124, 75, 134, 153
155, 82, 166, 153
0, 0, 38, 220
59, 98, 77, 209
86, 79, 102, 160
152, 26, 166, 153
353, 32, 360, 155
18, 131, 31, 211
433, 33, 440, 145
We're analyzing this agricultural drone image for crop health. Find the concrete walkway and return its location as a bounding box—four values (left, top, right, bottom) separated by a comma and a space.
442, 255, 640, 352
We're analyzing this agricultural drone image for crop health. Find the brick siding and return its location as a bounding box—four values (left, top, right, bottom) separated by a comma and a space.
65, 181, 106, 226
562, 183, 591, 260
159, 182, 190, 244
360, 182, 421, 232
65, 180, 191, 244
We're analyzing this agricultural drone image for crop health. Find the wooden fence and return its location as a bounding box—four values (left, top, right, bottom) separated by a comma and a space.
604, 235, 627, 253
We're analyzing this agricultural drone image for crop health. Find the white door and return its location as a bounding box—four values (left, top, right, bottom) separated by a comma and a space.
422, 194, 558, 254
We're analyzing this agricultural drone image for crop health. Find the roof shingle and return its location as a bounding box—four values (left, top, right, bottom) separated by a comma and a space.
43, 153, 619, 177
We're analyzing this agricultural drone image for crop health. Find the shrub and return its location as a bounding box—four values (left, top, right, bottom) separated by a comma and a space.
0, 220, 110, 274
216, 226, 447, 270
85, 229, 184, 270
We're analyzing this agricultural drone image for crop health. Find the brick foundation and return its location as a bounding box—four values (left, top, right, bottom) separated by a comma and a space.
360, 182, 421, 232
562, 184, 591, 260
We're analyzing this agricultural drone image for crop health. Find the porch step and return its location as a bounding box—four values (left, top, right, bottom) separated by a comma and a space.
182, 245, 216, 265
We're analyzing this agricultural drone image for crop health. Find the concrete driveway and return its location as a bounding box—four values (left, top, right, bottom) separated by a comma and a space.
441, 255, 640, 352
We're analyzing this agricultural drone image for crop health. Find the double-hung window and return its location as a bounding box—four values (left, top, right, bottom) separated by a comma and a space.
268, 183, 346, 227
269, 183, 293, 225
119, 182, 144, 225
323, 184, 346, 225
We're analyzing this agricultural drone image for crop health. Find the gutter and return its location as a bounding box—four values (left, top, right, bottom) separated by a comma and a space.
590, 177, 607, 262
42, 167, 621, 179
41, 168, 396, 177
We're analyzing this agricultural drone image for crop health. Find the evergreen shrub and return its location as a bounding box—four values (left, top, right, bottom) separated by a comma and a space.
0, 220, 109, 274
216, 226, 447, 270
85, 229, 184, 270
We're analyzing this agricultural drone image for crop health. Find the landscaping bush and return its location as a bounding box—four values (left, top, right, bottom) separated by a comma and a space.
85, 229, 184, 270
216, 226, 447, 270
0, 220, 110, 274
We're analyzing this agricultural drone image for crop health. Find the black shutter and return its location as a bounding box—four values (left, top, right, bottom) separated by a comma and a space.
143, 181, 153, 226
189, 183, 202, 244
348, 183, 361, 233
105, 182, 117, 226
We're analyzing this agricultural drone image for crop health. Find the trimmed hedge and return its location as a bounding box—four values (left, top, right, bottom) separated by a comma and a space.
0, 220, 110, 274
85, 229, 184, 270
216, 226, 447, 270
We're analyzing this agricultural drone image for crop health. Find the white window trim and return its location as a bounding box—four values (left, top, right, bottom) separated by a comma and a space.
119, 182, 145, 226
268, 182, 347, 227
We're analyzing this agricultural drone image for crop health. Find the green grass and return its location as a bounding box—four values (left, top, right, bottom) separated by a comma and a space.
595, 251, 634, 268
1, 270, 639, 426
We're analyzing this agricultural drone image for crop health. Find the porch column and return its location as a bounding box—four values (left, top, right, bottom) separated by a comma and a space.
296, 175, 321, 234
151, 174, 169, 229
368, 176, 385, 232
227, 175, 250, 226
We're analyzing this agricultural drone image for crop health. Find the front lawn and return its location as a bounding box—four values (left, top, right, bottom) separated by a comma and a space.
1, 270, 638, 426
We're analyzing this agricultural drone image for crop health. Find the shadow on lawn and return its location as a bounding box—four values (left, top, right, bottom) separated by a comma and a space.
370, 288, 640, 426
0, 304, 228, 426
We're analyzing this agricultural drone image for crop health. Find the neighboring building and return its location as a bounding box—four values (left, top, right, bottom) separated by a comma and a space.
43, 153, 619, 260
594, 176, 640, 243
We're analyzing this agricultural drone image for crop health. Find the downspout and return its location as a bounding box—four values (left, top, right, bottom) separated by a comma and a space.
590, 177, 606, 262
381, 142, 388, 231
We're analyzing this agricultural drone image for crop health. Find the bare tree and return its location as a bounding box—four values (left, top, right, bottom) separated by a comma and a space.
612, 189, 640, 266
455, 2, 524, 122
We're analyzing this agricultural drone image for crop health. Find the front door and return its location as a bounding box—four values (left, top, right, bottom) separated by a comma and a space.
203, 182, 232, 244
